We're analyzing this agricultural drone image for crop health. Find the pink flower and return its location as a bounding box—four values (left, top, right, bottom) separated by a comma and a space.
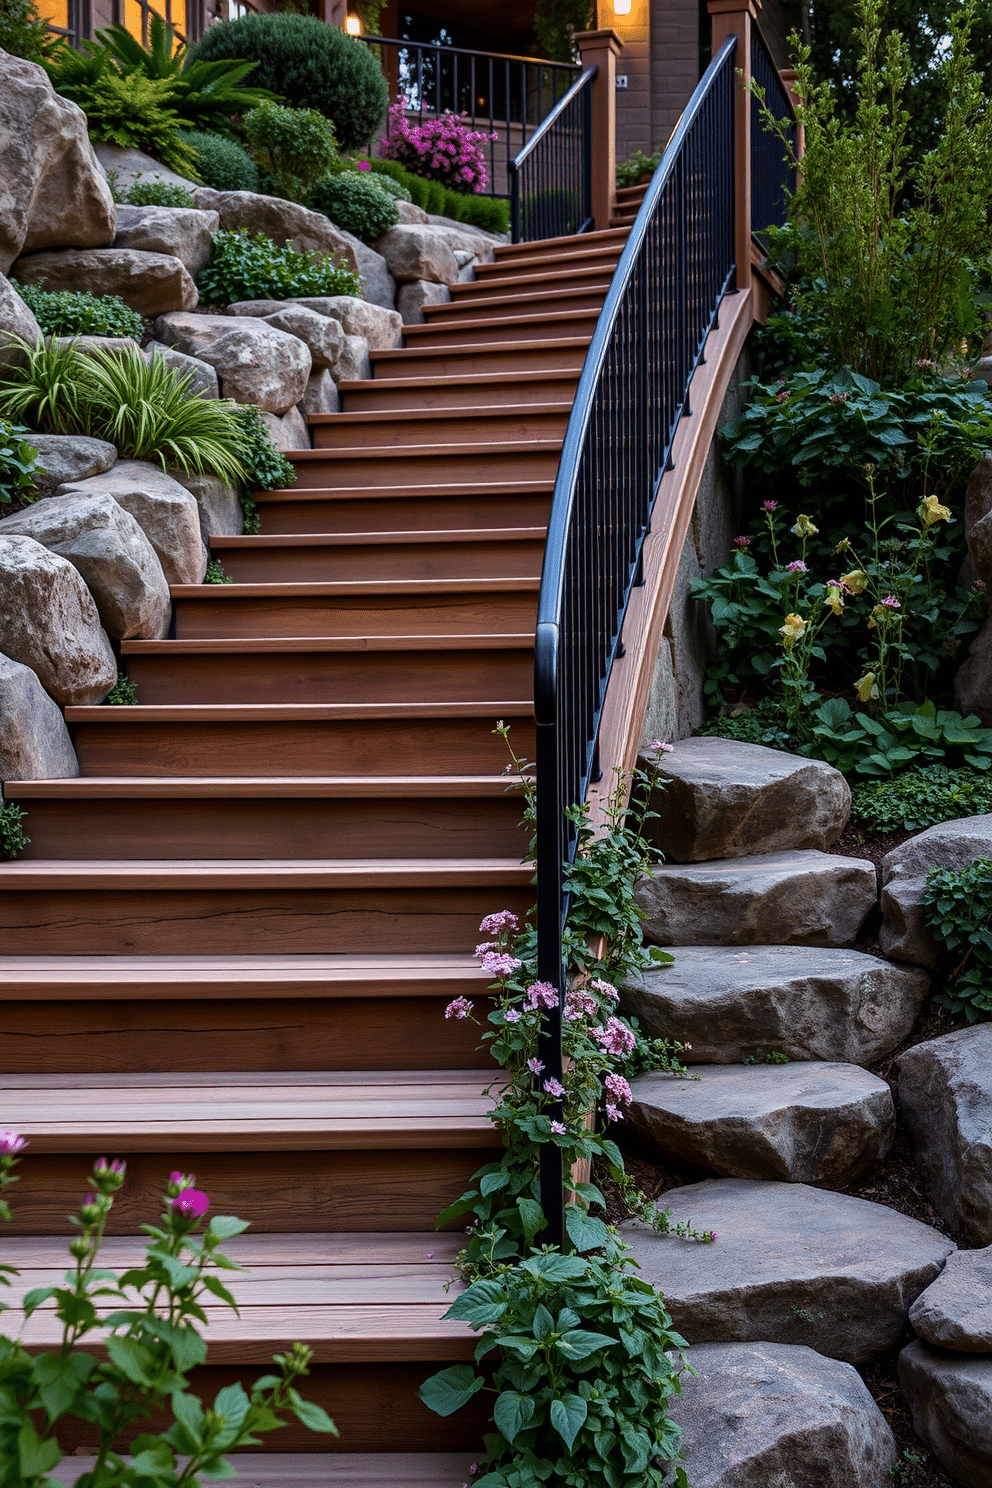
525, 981, 559, 1010
590, 1017, 636, 1055
94, 1157, 126, 1176
707, 1230, 718, 1242
732, 536, 752, 549
605, 1072, 633, 1107
543, 1077, 565, 1097
763, 501, 778, 511
590, 978, 619, 1002
880, 595, 901, 609
171, 1188, 210, 1219
0, 1131, 27, 1155
650, 740, 674, 753
504, 1007, 521, 1023
478, 910, 519, 936
786, 560, 807, 573
357, 159, 371, 170
606, 1104, 622, 1122
550, 1121, 566, 1135
775, 389, 790, 403
474, 942, 496, 957
527, 1057, 544, 1075
480, 951, 521, 978
565, 986, 597, 1022
445, 997, 474, 1020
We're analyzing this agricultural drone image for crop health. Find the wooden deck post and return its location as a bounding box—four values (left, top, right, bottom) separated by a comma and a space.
707, 0, 757, 292
575, 29, 623, 231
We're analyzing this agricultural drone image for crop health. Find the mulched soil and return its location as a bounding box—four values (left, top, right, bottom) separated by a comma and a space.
602, 823, 978, 1486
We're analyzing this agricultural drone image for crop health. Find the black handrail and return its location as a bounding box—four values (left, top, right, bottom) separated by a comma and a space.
750, 26, 797, 235
361, 34, 579, 200
532, 35, 738, 1244
508, 67, 595, 244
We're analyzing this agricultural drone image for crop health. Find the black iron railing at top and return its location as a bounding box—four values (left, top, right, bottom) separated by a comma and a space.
532, 35, 738, 1244
360, 35, 579, 200
750, 25, 798, 236
508, 67, 595, 244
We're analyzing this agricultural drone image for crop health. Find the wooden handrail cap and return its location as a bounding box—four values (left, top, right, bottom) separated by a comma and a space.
574, 28, 624, 55
706, 0, 761, 16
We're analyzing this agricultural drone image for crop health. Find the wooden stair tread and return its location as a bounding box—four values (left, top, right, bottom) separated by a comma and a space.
65, 701, 532, 723
170, 580, 539, 597
54, 1455, 478, 1486
424, 285, 610, 314
257, 479, 556, 500
451, 265, 616, 293
0, 856, 532, 888
403, 311, 595, 338
337, 368, 578, 393
120, 635, 533, 655
373, 335, 591, 359
6, 775, 524, 798
307, 403, 571, 427
287, 440, 563, 460
493, 225, 627, 252
209, 527, 546, 547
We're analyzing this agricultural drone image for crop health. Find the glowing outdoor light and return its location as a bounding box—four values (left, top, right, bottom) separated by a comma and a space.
613, 0, 631, 13
345, 13, 361, 33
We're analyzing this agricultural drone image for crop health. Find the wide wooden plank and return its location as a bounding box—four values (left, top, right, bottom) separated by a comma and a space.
53, 1455, 479, 1486
0, 858, 532, 890
66, 702, 533, 724
4, 1231, 463, 1267
6, 777, 522, 798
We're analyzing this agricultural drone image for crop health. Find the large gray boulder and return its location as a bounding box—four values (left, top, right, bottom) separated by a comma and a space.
226, 302, 345, 369
620, 946, 928, 1067
373, 224, 461, 285
13, 248, 197, 317
0, 651, 78, 780
94, 144, 199, 196
145, 341, 220, 400
964, 453, 992, 583
880, 814, 992, 967
0, 491, 170, 642
171, 472, 243, 544
896, 1024, 992, 1244
899, 1342, 992, 1488
300, 368, 340, 418
153, 311, 310, 413
190, 188, 360, 276
336, 230, 396, 310
0, 535, 116, 704
0, 49, 115, 274
909, 1246, 992, 1352
397, 278, 451, 324
25, 434, 116, 501
230, 295, 401, 353
335, 333, 371, 383
0, 271, 41, 369
112, 203, 218, 277
955, 614, 992, 724
671, 1341, 897, 1488
56, 460, 207, 586
627, 1062, 895, 1186
644, 736, 851, 861
259, 406, 310, 452
622, 1179, 954, 1364
636, 850, 878, 947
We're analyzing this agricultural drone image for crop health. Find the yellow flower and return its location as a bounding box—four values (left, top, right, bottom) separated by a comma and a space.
840, 569, 868, 594
779, 612, 807, 648
918, 495, 952, 528
825, 583, 845, 617
791, 514, 819, 537
855, 672, 878, 702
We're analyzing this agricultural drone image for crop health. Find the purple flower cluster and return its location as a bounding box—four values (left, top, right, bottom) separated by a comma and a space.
590, 1017, 636, 1056
604, 1071, 633, 1122
378, 101, 497, 194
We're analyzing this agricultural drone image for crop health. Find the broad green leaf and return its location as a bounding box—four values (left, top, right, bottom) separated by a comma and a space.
564, 1207, 611, 1255
418, 1363, 484, 1417
292, 1397, 339, 1434
556, 1328, 618, 1361
17, 1421, 61, 1476
493, 1389, 534, 1443
445, 1278, 510, 1326
105, 1335, 156, 1387
549, 1391, 587, 1449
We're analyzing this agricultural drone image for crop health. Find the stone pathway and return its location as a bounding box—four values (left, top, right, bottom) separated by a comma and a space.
617, 736, 992, 1487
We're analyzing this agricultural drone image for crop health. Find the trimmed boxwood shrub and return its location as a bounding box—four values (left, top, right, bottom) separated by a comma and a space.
188, 14, 388, 152
179, 129, 259, 192
307, 172, 398, 241
364, 156, 509, 234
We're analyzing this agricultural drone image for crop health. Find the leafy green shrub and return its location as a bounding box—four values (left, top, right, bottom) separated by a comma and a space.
0, 0, 56, 63
616, 146, 661, 188
923, 857, 992, 1019
46, 50, 199, 178
204, 557, 234, 584
232, 404, 296, 497
245, 102, 340, 203
94, 14, 276, 136
850, 764, 992, 833
0, 418, 39, 506
364, 156, 509, 232
0, 800, 29, 860
307, 171, 398, 241
534, 0, 592, 64
188, 13, 388, 152
103, 671, 138, 705
805, 697, 992, 778
420, 1241, 690, 1488
122, 177, 195, 208
179, 129, 259, 193
697, 698, 792, 750
197, 229, 362, 307
15, 285, 143, 340
367, 172, 411, 203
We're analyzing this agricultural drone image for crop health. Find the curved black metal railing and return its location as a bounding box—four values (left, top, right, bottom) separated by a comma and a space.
532, 36, 738, 1243
507, 68, 595, 244
750, 26, 798, 235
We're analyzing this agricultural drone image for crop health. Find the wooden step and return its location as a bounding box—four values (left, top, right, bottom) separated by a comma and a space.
55, 1454, 481, 1486
207, 529, 545, 582
474, 243, 621, 278
421, 284, 609, 321
284, 443, 561, 486
68, 702, 536, 777
0, 1074, 503, 1234
118, 637, 534, 705
369, 336, 591, 378
308, 404, 571, 451
170, 580, 539, 638
616, 182, 649, 201
338, 369, 579, 413
450, 262, 618, 298
491, 225, 627, 257
249, 486, 553, 536
0, 951, 498, 1072
401, 308, 599, 348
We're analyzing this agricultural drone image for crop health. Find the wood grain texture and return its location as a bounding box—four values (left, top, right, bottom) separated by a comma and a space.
368, 339, 591, 378
54, 1455, 481, 1484
252, 492, 552, 536
171, 588, 538, 639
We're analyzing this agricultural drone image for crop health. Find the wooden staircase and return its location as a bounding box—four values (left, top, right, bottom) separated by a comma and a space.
0, 227, 629, 1484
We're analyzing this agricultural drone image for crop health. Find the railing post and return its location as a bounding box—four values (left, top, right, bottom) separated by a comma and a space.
574, 29, 623, 231
707, 0, 757, 291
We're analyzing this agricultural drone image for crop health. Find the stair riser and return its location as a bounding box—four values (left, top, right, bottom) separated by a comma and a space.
295, 449, 559, 486
8, 1147, 499, 1234
251, 492, 552, 535
203, 539, 544, 583
491, 232, 626, 263
0, 884, 535, 955
402, 315, 598, 347
122, 649, 534, 705
339, 377, 579, 412
474, 255, 620, 283
422, 289, 608, 321
455, 264, 619, 296
371, 342, 590, 377
15, 795, 528, 861
53, 1364, 487, 1455
172, 593, 537, 639
310, 412, 569, 450
1, 995, 496, 1072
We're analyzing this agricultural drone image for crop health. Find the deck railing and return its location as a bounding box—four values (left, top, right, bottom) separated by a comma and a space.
750, 23, 798, 235
508, 67, 595, 243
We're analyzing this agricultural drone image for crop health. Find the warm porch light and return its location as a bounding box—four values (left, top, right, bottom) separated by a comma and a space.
613, 0, 631, 12
345, 13, 361, 33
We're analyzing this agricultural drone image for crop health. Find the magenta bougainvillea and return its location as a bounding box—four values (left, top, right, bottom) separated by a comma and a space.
377, 99, 497, 193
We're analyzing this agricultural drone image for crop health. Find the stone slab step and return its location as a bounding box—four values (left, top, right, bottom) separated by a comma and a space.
626, 1061, 895, 1186
621, 1178, 955, 1365
908, 1244, 992, 1352
620, 944, 928, 1066
53, 1456, 480, 1487
635, 850, 877, 948
899, 1341, 992, 1488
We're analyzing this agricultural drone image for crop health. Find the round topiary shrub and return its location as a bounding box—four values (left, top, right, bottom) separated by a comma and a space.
307, 172, 399, 241
188, 14, 388, 153
179, 129, 259, 192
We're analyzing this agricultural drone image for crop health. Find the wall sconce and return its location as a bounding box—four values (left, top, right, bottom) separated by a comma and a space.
345, 13, 362, 34
613, 0, 632, 13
